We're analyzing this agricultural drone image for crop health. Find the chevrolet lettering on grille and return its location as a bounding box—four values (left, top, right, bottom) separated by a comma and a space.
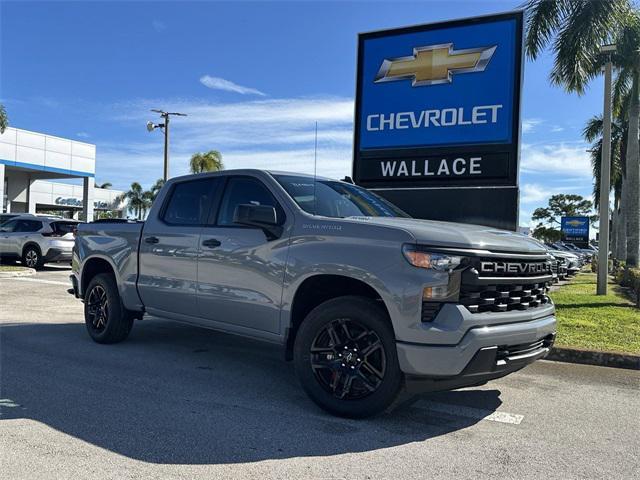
479, 262, 551, 275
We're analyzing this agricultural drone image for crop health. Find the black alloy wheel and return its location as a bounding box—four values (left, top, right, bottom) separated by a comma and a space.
310, 318, 386, 400
86, 284, 109, 333
293, 296, 403, 418
83, 273, 134, 344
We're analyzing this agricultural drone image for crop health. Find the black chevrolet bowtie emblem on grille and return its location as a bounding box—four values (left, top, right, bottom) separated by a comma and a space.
479, 261, 551, 275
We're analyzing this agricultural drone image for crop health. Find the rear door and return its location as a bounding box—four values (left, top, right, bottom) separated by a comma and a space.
196, 176, 289, 334
137, 177, 222, 317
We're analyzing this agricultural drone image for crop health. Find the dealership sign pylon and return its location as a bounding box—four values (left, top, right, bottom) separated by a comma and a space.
353, 11, 524, 230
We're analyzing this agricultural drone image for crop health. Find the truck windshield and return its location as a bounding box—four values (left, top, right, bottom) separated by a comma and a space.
274, 175, 410, 218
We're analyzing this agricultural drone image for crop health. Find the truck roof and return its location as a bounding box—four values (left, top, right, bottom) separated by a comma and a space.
166, 169, 336, 183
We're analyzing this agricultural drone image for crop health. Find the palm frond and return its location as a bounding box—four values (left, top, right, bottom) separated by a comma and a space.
549, 0, 627, 94
583, 115, 603, 142
524, 0, 564, 59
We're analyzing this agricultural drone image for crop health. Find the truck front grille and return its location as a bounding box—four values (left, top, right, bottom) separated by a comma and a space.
460, 282, 552, 313
459, 255, 554, 314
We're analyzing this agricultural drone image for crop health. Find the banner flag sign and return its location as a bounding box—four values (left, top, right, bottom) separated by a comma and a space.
352, 12, 523, 230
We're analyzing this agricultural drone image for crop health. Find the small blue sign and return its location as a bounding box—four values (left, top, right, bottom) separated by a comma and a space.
561, 216, 590, 244
358, 17, 519, 150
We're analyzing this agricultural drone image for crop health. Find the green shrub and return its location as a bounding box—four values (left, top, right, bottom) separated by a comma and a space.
619, 267, 640, 307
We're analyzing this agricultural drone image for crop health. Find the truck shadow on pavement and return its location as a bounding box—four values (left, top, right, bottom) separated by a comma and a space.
1, 319, 503, 465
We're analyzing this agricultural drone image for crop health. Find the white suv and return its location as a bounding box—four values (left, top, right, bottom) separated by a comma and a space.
0, 215, 78, 269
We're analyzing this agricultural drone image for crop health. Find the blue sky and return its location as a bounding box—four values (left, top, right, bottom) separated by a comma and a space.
1, 0, 604, 227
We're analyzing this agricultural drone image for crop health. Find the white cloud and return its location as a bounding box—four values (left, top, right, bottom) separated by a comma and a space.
521, 142, 591, 178
100, 96, 354, 188
76, 132, 90, 138
152, 20, 166, 32
519, 183, 577, 204
199, 75, 266, 96
551, 125, 564, 133
522, 118, 543, 133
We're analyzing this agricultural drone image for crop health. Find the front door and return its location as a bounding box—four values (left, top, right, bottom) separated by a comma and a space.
0, 218, 18, 256
138, 177, 222, 317
197, 176, 289, 334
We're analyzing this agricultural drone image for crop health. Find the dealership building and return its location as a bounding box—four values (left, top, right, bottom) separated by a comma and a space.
0, 127, 125, 220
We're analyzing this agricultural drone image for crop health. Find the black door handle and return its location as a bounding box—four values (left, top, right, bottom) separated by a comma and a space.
202, 238, 221, 248
144, 236, 159, 244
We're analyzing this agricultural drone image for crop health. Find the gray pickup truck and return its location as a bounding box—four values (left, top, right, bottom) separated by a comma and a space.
70, 169, 556, 418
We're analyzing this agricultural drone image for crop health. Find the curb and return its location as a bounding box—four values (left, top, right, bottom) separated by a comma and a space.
0, 268, 36, 278
547, 347, 640, 370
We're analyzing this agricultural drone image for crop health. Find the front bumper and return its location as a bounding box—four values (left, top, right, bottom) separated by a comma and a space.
396, 313, 557, 378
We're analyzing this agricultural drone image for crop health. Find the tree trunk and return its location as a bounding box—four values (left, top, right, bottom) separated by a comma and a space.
625, 65, 640, 267
617, 202, 627, 259
611, 206, 618, 259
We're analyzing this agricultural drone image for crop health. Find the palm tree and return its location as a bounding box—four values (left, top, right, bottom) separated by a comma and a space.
583, 115, 625, 210
0, 104, 8, 134
117, 182, 148, 220
614, 15, 640, 266
189, 150, 224, 174
98, 182, 112, 189
524, 0, 640, 266
584, 114, 627, 258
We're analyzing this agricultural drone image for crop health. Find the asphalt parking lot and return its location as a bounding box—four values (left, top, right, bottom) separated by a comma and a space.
1, 267, 638, 479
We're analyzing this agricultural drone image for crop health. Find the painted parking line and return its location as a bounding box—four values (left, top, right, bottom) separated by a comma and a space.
417, 400, 524, 425
3, 277, 70, 287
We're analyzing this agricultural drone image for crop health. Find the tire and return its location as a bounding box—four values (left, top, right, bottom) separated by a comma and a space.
84, 273, 134, 344
293, 295, 403, 418
22, 245, 44, 270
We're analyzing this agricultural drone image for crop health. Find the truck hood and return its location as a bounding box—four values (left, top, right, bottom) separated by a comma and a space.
347, 217, 548, 254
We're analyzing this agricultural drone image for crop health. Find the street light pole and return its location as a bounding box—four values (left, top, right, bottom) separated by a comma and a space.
147, 110, 187, 182
163, 113, 170, 181
597, 45, 616, 295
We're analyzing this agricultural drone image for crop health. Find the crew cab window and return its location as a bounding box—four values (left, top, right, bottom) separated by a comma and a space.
162, 179, 216, 226
217, 177, 281, 226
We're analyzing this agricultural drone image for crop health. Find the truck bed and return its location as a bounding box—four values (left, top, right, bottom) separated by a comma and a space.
75, 220, 145, 310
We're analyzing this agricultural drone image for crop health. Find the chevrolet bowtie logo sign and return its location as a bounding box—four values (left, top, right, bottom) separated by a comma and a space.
374, 43, 497, 86
566, 220, 586, 227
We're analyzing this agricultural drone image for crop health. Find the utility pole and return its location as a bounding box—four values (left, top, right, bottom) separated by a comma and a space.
147, 110, 187, 182
597, 44, 616, 295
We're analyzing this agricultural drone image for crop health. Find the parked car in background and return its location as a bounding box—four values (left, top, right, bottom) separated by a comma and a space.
546, 244, 582, 276
0, 215, 78, 269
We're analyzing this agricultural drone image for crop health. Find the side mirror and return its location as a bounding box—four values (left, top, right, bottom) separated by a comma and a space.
233, 204, 282, 239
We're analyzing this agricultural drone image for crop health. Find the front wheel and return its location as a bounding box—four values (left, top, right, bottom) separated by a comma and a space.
84, 273, 134, 344
293, 296, 403, 418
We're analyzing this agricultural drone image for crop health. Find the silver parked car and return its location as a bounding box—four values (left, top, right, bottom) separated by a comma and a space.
0, 215, 78, 269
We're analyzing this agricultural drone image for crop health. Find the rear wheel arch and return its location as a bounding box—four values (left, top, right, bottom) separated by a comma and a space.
284, 274, 393, 361
81, 257, 117, 298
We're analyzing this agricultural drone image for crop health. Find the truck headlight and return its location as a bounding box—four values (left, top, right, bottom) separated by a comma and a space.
402, 245, 463, 271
